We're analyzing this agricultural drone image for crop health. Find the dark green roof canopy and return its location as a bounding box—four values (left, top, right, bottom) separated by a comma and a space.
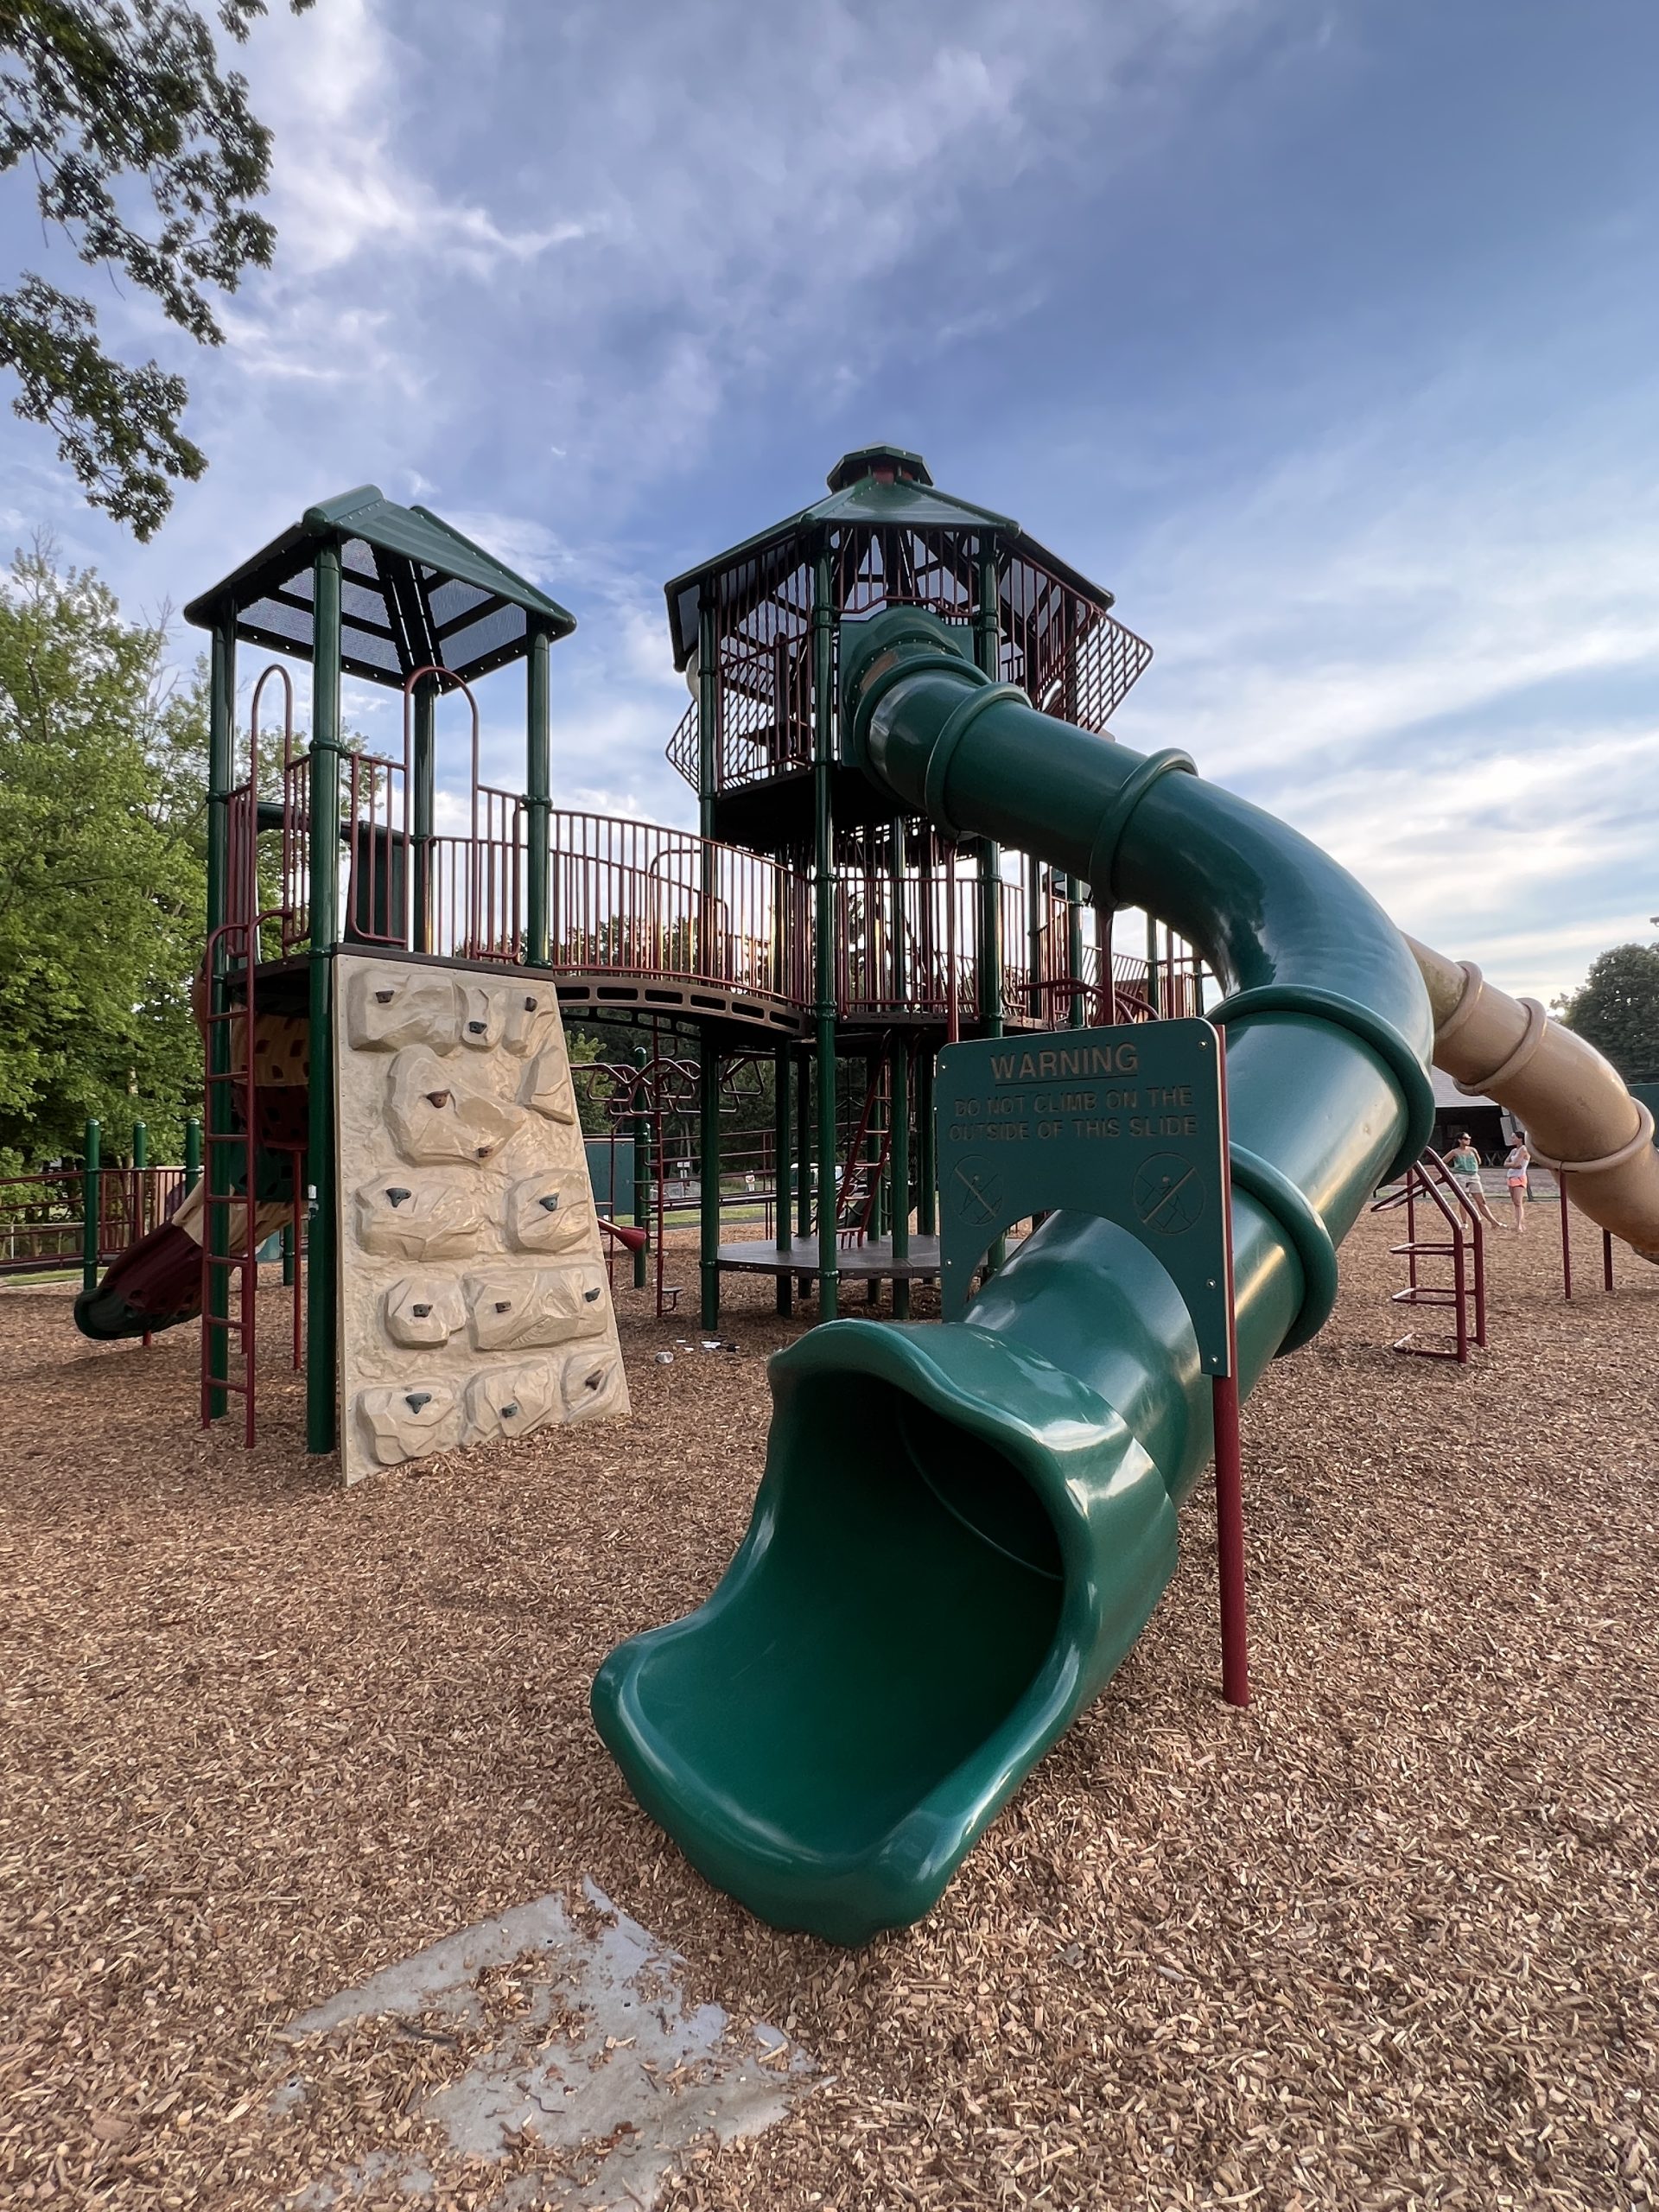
663, 446, 1113, 671
184, 485, 575, 690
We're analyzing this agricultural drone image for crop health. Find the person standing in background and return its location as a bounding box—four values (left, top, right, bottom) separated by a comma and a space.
1446, 1130, 1502, 1227
1505, 1133, 1532, 1233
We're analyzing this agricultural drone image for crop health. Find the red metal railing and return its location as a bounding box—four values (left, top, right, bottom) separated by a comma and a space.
548, 809, 808, 1004
429, 785, 524, 961
0, 1165, 189, 1277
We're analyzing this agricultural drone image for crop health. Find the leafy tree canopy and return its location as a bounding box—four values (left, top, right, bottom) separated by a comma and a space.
0, 538, 208, 1166
1554, 941, 1659, 1085
0, 0, 312, 538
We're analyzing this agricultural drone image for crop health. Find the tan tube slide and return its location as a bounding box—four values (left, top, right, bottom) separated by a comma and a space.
1405, 936, 1659, 1262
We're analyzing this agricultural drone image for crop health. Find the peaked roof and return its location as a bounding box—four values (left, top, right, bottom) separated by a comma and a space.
184, 486, 575, 690
662, 448, 1109, 670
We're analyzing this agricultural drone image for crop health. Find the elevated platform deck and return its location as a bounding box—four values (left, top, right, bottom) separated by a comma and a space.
715, 1233, 943, 1281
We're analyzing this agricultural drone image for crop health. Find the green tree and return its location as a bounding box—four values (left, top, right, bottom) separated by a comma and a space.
0, 0, 313, 538
1555, 942, 1659, 1084
0, 540, 208, 1166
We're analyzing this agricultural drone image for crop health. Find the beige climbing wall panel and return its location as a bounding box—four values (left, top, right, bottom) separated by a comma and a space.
335, 953, 629, 1486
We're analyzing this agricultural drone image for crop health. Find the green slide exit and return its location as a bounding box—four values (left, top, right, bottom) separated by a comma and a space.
592, 607, 1435, 1945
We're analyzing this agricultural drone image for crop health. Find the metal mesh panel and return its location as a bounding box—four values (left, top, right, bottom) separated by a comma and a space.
427, 574, 493, 627
665, 518, 1153, 793
441, 600, 528, 672
241, 593, 313, 646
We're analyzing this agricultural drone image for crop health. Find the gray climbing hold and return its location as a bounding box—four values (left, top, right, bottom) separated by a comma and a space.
405, 1391, 431, 1413
386, 1187, 411, 1207
537, 1192, 560, 1212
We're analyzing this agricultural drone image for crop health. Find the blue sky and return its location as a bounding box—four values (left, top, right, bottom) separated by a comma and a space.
3, 0, 1658, 1000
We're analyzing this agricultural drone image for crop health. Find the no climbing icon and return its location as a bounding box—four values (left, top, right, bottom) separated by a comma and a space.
1131, 1151, 1206, 1236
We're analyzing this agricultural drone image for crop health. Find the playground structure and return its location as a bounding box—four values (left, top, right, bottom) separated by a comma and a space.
67, 444, 1659, 1937
590, 478, 1659, 1944
75, 450, 1204, 1433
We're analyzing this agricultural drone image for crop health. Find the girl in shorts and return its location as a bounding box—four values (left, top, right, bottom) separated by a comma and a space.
1445, 1130, 1501, 1226
1505, 1135, 1531, 1234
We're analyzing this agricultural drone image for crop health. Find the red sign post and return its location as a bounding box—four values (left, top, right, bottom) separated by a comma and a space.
1211, 1027, 1249, 1707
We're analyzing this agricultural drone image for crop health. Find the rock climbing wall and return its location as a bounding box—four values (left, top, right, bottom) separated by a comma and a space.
335, 953, 629, 1487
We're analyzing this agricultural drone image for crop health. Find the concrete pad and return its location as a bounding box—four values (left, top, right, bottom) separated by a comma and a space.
277, 1880, 817, 2209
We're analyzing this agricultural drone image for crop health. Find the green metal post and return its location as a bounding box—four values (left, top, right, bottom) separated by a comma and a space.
699, 1045, 721, 1328
1068, 877, 1085, 1028
281, 1221, 295, 1287
204, 615, 236, 1415
812, 547, 839, 1319
80, 1119, 100, 1295
1027, 855, 1043, 1024
795, 1044, 810, 1241
306, 543, 342, 1455
891, 1037, 911, 1319
1146, 910, 1161, 1015
975, 547, 1006, 1274
632, 1045, 650, 1292
526, 621, 551, 968
184, 1117, 202, 1195
774, 1042, 791, 1315
887, 813, 910, 1315
916, 1048, 936, 1235
696, 591, 721, 1329
411, 676, 435, 954
131, 1118, 147, 1246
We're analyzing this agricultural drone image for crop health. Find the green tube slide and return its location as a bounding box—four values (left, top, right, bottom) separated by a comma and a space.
592, 608, 1435, 1946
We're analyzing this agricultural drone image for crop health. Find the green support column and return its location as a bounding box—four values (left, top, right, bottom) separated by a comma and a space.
915, 1048, 936, 1235
306, 543, 343, 1455
811, 546, 839, 1319
696, 594, 721, 1328
131, 1119, 147, 1244
773, 1042, 791, 1315
890, 1037, 911, 1319
184, 1117, 202, 1195
887, 813, 910, 1315
699, 1045, 722, 1328
865, 1054, 884, 1303
1146, 910, 1161, 1015
974, 547, 1006, 1274
204, 615, 236, 1416
411, 675, 435, 954
80, 1119, 100, 1296
1027, 854, 1043, 1023
795, 1043, 811, 1241
525, 621, 551, 968
1067, 876, 1085, 1028
631, 1045, 650, 1292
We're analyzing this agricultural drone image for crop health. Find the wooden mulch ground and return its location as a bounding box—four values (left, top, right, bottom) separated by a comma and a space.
1, 1208, 1654, 2209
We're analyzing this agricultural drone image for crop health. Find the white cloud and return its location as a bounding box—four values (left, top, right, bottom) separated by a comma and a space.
247, 0, 595, 279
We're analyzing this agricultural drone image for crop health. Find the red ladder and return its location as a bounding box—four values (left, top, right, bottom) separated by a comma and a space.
200, 779, 262, 1443
1371, 1150, 1488, 1363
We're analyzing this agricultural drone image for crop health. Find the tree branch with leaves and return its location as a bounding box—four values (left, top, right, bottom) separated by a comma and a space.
0, 0, 313, 538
